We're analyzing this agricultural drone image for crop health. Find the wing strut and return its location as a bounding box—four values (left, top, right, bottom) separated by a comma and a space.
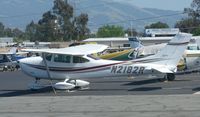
42, 53, 57, 95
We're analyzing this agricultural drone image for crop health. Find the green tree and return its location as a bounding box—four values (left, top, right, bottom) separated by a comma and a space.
12, 28, 24, 37
175, 0, 200, 35
25, 21, 37, 41
145, 21, 169, 29
175, 18, 200, 33
184, 0, 200, 19
97, 25, 124, 37
4, 28, 12, 37
0, 22, 5, 37
124, 28, 138, 37
12, 28, 25, 42
37, 11, 58, 42
73, 13, 90, 40
25, 0, 90, 42
0, 22, 25, 42
53, 0, 74, 41
192, 27, 200, 36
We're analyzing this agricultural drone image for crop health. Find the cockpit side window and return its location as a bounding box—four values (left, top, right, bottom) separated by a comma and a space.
54, 54, 71, 63
0, 55, 3, 61
73, 56, 89, 63
46, 53, 52, 61
187, 44, 199, 50
0, 55, 9, 62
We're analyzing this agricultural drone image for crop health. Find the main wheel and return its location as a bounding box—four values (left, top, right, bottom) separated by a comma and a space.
166, 73, 175, 81
3, 66, 8, 72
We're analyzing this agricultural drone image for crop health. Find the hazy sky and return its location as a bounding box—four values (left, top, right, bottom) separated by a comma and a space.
114, 0, 193, 11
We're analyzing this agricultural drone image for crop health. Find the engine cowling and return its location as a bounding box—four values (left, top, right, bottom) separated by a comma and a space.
53, 82, 75, 90
53, 79, 90, 90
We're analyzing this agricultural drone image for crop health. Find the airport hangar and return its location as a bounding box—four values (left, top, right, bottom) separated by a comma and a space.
83, 36, 200, 49
83, 29, 200, 49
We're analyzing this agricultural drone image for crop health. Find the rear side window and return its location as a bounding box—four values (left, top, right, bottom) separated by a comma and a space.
46, 54, 52, 61
0, 55, 9, 62
73, 56, 89, 63
54, 54, 71, 63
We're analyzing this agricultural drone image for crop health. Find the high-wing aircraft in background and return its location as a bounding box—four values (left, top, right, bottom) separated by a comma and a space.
128, 37, 200, 72
100, 36, 200, 73
0, 47, 27, 71
18, 33, 191, 91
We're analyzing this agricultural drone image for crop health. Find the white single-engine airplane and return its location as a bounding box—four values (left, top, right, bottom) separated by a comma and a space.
19, 33, 191, 91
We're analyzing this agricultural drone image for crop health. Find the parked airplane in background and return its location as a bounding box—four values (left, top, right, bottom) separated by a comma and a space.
0, 47, 26, 71
100, 36, 200, 73
128, 37, 200, 72
18, 33, 191, 91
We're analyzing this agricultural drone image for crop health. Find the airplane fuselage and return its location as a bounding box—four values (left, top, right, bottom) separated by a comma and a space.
19, 56, 165, 80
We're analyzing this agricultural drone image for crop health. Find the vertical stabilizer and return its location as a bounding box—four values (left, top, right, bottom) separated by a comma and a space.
128, 37, 143, 49
142, 33, 192, 67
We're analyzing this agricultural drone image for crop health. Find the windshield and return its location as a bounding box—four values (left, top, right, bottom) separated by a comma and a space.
87, 54, 100, 60
187, 45, 199, 50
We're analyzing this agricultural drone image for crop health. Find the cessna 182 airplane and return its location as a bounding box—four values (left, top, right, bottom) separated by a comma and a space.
18, 33, 191, 91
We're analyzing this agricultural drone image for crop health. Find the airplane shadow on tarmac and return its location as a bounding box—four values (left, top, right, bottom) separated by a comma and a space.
128, 87, 162, 91
120, 78, 162, 91
123, 78, 191, 86
123, 78, 161, 86
192, 87, 200, 92
0, 87, 53, 97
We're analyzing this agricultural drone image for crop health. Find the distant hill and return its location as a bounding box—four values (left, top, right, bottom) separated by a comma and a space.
0, 0, 53, 30
0, 0, 185, 32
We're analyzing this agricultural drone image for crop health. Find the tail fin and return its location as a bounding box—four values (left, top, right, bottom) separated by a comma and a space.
145, 33, 192, 67
9, 47, 17, 54
128, 37, 143, 49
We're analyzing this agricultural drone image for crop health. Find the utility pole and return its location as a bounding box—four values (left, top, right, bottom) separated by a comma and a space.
130, 21, 133, 37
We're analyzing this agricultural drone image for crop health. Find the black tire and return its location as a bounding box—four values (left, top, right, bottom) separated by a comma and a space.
11, 66, 15, 71
3, 66, 7, 72
166, 73, 175, 81
16, 65, 20, 70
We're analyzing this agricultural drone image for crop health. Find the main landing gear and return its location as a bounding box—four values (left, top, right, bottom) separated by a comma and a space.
159, 73, 175, 82
166, 73, 175, 81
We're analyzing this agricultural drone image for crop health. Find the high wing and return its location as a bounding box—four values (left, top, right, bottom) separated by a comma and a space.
21, 44, 108, 56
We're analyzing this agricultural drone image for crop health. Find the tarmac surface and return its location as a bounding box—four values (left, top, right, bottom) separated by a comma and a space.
1, 71, 200, 117
0, 71, 200, 96
1, 95, 200, 117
